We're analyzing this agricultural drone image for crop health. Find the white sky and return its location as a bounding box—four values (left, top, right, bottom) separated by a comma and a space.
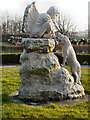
0, 0, 89, 31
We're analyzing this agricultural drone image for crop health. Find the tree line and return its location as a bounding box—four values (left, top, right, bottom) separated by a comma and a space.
0, 12, 77, 37
1, 15, 22, 35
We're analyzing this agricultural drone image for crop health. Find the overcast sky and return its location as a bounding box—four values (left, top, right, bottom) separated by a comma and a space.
0, 0, 89, 31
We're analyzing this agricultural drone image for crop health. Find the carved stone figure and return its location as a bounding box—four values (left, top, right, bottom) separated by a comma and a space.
18, 2, 85, 102
22, 2, 60, 38
55, 32, 81, 85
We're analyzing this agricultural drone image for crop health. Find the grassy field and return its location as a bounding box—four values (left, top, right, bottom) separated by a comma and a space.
0, 42, 14, 46
1, 66, 90, 119
75, 37, 89, 40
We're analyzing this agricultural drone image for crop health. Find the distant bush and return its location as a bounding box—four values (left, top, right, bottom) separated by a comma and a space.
1, 52, 90, 65
73, 45, 90, 54
55, 53, 90, 65
1, 45, 23, 53
1, 53, 21, 65
2, 34, 29, 42
55, 45, 90, 54
76, 53, 90, 65
1, 43, 90, 54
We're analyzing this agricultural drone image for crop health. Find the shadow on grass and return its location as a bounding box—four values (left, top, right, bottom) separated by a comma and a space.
84, 90, 90, 95
2, 93, 13, 104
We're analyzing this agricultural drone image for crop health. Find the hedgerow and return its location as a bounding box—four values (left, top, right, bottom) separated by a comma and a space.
1, 53, 21, 65
55, 53, 90, 65
1, 53, 90, 65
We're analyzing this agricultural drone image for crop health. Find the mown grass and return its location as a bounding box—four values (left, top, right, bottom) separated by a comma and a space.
0, 42, 13, 46
74, 37, 89, 40
1, 66, 90, 119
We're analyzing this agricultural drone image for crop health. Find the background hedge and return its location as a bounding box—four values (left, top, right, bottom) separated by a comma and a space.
76, 53, 90, 65
1, 45, 90, 54
1, 53, 90, 65
1, 53, 21, 65
54, 53, 90, 65
1, 45, 23, 53
2, 34, 29, 42
55, 45, 90, 54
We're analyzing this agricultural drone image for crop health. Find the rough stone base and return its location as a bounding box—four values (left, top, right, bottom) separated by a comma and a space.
19, 52, 85, 101
9, 91, 88, 106
19, 38, 85, 102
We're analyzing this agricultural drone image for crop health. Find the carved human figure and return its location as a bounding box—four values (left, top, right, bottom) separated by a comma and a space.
55, 32, 81, 85
22, 2, 60, 38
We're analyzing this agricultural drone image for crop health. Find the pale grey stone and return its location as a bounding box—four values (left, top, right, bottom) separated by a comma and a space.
19, 68, 75, 101
22, 38, 55, 53
22, 2, 60, 38
19, 51, 60, 74
19, 38, 85, 101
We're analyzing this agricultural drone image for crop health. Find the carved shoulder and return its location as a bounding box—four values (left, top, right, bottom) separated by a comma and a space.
39, 13, 51, 22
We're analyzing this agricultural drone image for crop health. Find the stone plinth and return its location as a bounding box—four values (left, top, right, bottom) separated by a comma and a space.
19, 38, 85, 102
22, 38, 55, 53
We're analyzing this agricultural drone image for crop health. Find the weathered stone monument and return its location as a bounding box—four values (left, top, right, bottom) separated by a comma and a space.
22, 1, 59, 38
18, 2, 85, 102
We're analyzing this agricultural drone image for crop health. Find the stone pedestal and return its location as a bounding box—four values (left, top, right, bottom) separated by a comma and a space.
19, 38, 85, 102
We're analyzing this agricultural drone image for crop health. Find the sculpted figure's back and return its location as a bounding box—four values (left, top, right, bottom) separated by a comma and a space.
22, 2, 60, 38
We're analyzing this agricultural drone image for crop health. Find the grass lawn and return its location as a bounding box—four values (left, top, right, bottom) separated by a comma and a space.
0, 42, 14, 46
74, 37, 89, 40
1, 66, 90, 119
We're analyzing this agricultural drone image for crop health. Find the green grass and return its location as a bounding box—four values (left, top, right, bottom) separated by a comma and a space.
1, 52, 22, 55
1, 66, 90, 119
0, 42, 14, 46
74, 37, 89, 40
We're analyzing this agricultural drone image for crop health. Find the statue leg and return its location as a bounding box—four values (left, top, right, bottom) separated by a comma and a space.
77, 66, 81, 85
71, 67, 80, 84
32, 22, 52, 37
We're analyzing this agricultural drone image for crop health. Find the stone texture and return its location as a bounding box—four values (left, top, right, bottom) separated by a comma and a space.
19, 38, 85, 102
22, 38, 55, 53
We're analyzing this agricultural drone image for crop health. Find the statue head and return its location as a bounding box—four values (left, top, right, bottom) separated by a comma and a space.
47, 6, 60, 19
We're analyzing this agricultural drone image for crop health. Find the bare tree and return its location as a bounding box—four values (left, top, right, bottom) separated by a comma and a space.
1, 13, 23, 35
9, 20, 14, 34
16, 17, 22, 34
6, 15, 11, 34
53, 14, 77, 37
11, 15, 22, 34
2, 22, 7, 34
0, 12, 6, 26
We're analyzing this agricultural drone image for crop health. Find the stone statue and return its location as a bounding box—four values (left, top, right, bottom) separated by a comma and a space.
55, 32, 81, 85
22, 2, 60, 38
18, 2, 85, 102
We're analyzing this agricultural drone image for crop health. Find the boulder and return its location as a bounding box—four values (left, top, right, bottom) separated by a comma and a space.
19, 38, 85, 102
